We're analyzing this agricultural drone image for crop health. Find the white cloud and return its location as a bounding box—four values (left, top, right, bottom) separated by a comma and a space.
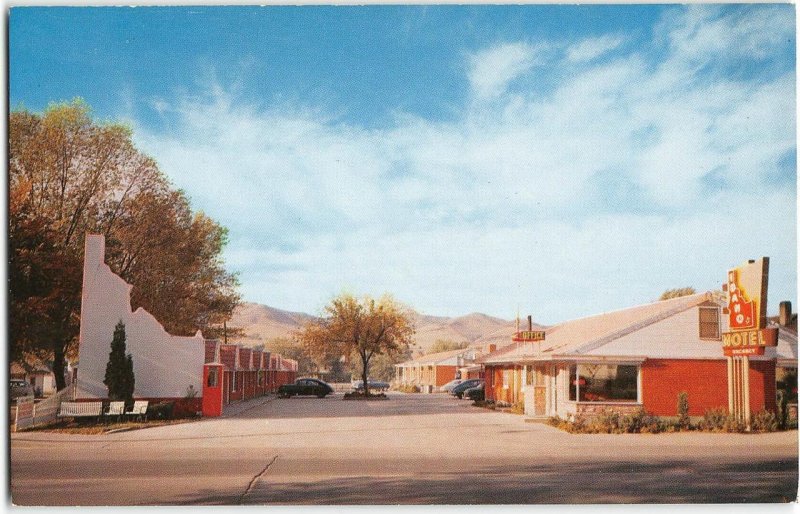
133, 5, 796, 322
566, 34, 625, 63
467, 42, 540, 99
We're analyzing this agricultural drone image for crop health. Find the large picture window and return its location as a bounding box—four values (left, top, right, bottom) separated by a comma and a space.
569, 364, 638, 402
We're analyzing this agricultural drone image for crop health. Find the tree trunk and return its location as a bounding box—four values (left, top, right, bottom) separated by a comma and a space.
52, 341, 67, 391
361, 355, 370, 397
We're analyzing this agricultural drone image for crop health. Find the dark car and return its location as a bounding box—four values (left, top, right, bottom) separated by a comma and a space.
451, 379, 482, 399
10, 379, 34, 402
277, 378, 334, 398
352, 379, 390, 392
464, 383, 485, 401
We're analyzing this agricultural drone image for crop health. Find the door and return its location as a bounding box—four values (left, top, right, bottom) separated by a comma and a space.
534, 365, 547, 416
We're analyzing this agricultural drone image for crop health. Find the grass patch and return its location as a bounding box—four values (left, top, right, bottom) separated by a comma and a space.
343, 391, 388, 400
20, 418, 197, 435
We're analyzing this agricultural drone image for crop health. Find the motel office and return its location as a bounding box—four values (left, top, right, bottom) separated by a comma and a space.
479, 292, 797, 419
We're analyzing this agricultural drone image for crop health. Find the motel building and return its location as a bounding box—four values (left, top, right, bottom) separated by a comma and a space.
479, 290, 797, 421
394, 344, 496, 391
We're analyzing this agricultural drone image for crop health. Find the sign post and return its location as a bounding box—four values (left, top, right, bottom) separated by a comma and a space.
722, 258, 774, 429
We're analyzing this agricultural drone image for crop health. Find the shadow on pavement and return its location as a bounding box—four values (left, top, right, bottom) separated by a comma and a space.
232, 394, 488, 420
168, 458, 799, 505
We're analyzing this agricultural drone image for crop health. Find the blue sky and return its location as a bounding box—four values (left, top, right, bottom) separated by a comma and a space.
10, 5, 797, 323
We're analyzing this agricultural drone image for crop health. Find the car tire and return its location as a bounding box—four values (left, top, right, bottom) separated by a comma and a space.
317, 393, 326, 398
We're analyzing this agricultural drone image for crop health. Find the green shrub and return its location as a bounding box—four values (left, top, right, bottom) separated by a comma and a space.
146, 401, 174, 420
397, 384, 420, 393
568, 413, 588, 433
677, 392, 690, 430
619, 408, 661, 433
699, 408, 729, 431
751, 410, 778, 432
723, 415, 747, 433
777, 390, 789, 430
588, 409, 622, 434
699, 407, 752, 433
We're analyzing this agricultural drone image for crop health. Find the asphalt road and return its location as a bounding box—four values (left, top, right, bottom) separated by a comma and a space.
9, 392, 799, 505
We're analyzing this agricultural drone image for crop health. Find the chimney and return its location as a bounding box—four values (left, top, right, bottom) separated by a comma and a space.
527, 315, 532, 331
779, 301, 792, 327
84, 234, 106, 268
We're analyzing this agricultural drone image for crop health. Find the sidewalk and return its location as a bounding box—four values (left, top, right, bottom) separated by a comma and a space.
219, 393, 277, 418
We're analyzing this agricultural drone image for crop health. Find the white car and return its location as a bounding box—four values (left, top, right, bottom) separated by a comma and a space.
441, 379, 465, 393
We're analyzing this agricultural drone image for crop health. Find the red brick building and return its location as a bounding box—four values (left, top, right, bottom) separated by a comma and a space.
480, 292, 797, 419
204, 340, 297, 408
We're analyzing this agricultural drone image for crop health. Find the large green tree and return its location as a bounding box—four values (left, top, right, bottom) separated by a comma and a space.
297, 294, 415, 395
10, 100, 240, 389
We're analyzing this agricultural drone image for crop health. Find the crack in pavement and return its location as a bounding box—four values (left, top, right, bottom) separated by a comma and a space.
239, 454, 279, 504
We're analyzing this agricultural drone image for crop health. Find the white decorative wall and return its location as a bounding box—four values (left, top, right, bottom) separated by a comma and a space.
76, 234, 205, 399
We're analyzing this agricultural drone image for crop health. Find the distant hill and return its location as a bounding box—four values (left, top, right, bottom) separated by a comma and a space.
227, 302, 544, 355
226, 303, 316, 345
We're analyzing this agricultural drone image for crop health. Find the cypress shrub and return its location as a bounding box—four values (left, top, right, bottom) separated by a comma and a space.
103, 321, 135, 407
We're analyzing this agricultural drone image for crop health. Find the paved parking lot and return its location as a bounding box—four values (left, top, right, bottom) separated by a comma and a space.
10, 392, 799, 504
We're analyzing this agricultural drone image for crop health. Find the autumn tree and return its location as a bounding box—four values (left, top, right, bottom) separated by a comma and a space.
351, 348, 412, 382
297, 294, 415, 396
659, 287, 696, 300
9, 99, 240, 389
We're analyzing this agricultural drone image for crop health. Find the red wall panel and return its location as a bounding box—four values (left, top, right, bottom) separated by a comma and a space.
641, 358, 775, 416
435, 366, 458, 387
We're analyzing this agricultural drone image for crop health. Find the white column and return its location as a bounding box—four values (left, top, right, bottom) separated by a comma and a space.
727, 356, 734, 415
637, 365, 642, 404
743, 356, 751, 428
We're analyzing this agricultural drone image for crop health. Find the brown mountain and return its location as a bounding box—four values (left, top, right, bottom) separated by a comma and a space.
226, 302, 541, 354
226, 303, 316, 345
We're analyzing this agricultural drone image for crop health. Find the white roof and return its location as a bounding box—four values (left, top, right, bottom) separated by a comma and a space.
481, 292, 798, 364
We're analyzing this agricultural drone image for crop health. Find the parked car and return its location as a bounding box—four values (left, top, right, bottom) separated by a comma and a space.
451, 379, 482, 399
464, 383, 485, 401
10, 379, 34, 402
441, 379, 465, 393
352, 379, 390, 392
277, 378, 334, 398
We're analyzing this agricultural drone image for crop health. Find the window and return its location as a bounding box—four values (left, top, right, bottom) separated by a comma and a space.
502, 369, 513, 389
207, 368, 218, 388
569, 364, 638, 402
699, 306, 721, 340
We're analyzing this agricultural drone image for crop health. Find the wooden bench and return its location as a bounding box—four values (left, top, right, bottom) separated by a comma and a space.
127, 400, 149, 421
58, 401, 103, 420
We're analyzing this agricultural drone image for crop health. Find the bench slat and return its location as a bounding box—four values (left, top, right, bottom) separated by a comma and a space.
127, 400, 148, 415
107, 401, 125, 416
58, 402, 103, 417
